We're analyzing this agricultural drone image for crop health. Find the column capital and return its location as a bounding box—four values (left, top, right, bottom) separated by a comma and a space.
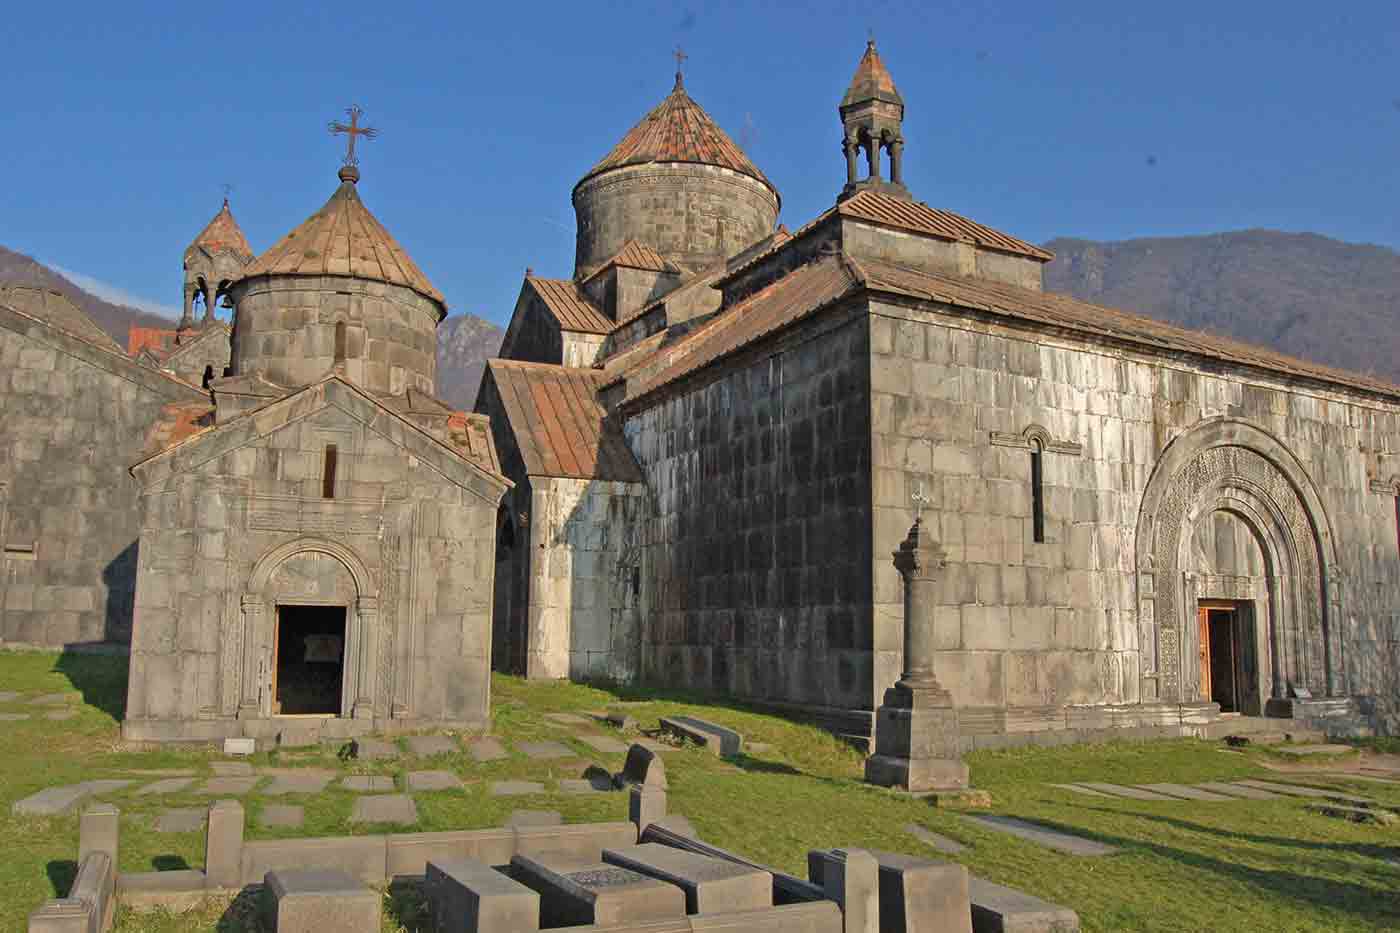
240, 593, 264, 611
356, 595, 380, 613
891, 518, 946, 581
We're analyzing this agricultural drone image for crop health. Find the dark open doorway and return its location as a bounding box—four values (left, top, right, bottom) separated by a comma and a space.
274, 605, 346, 715
1197, 601, 1258, 714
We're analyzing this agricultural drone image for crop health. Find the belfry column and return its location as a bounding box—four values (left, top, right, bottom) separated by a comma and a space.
843, 136, 859, 186
864, 518, 969, 792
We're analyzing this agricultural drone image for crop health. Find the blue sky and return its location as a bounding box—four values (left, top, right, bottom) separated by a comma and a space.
2, 1, 1397, 325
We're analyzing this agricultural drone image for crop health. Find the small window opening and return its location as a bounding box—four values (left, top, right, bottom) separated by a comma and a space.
1030, 442, 1045, 544
334, 321, 347, 363
201, 365, 214, 389
322, 444, 339, 499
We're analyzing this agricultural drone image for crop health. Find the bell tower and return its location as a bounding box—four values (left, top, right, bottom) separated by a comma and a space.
840, 40, 909, 201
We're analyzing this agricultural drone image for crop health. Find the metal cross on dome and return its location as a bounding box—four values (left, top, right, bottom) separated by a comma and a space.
328, 105, 379, 167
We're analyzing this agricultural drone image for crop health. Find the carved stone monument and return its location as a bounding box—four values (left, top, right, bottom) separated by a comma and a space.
865, 517, 968, 792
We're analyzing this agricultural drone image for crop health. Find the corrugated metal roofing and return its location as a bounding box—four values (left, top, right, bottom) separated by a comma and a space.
239, 173, 445, 308
528, 277, 614, 334
487, 359, 644, 482
837, 190, 1054, 261
578, 77, 775, 195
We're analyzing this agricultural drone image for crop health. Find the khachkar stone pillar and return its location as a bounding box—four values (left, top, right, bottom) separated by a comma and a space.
865, 517, 969, 792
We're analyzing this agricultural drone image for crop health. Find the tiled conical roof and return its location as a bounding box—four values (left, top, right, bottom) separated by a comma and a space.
187, 199, 254, 259
238, 169, 445, 308
842, 40, 903, 109
579, 75, 774, 194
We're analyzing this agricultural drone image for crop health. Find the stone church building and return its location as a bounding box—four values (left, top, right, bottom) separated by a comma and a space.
1, 42, 1397, 746
477, 42, 1400, 741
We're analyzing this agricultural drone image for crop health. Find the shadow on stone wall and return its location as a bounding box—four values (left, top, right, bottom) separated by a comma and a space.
53, 651, 127, 720
101, 540, 139, 644
45, 859, 76, 898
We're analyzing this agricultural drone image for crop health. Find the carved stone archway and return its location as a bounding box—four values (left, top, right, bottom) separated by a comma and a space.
237, 537, 379, 720
1135, 419, 1341, 705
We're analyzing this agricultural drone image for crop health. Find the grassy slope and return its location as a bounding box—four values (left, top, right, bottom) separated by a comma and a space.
0, 650, 1396, 932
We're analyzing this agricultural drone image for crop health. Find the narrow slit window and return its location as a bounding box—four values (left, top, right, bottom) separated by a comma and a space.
201, 365, 214, 389
322, 444, 339, 499
1031, 443, 1045, 543
334, 321, 347, 363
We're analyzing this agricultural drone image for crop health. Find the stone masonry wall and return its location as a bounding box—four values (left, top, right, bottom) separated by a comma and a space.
0, 314, 203, 648
125, 392, 499, 739
623, 306, 875, 714
525, 477, 649, 682
230, 275, 439, 395
868, 296, 1400, 734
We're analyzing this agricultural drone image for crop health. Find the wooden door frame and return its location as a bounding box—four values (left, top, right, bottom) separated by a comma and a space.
1198, 600, 1245, 710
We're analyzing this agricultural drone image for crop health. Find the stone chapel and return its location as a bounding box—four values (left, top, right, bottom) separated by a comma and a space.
477, 42, 1400, 742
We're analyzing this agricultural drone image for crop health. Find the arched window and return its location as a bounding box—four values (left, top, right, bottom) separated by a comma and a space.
1030, 438, 1045, 544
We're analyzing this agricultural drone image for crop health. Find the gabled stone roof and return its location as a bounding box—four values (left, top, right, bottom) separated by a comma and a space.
0, 283, 122, 352
238, 170, 445, 308
578, 76, 775, 196
186, 199, 253, 260
842, 40, 903, 109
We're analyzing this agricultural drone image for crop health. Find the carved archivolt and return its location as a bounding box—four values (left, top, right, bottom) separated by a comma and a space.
1136, 419, 1337, 702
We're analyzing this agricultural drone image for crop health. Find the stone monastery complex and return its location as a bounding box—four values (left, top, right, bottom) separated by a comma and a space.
0, 43, 1396, 746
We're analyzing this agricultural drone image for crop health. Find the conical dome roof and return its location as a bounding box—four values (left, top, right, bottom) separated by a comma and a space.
578, 75, 775, 196
239, 169, 445, 309
842, 40, 903, 110
187, 199, 254, 259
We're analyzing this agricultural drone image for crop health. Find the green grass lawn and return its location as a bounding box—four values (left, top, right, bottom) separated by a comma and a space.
1, 649, 1397, 932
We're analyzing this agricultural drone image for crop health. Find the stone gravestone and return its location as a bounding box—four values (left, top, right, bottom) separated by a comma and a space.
426, 857, 540, 933
509, 854, 685, 927
810, 848, 972, 933
262, 868, 379, 933
865, 517, 968, 792
615, 743, 668, 789
602, 842, 772, 914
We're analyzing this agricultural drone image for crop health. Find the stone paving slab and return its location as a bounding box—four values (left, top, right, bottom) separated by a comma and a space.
1235, 780, 1357, 799
351, 738, 399, 760
201, 777, 259, 795
577, 734, 629, 754
0, 713, 32, 721
467, 737, 507, 762
260, 805, 305, 828
1137, 783, 1234, 801
405, 735, 459, 757
544, 713, 592, 726
964, 815, 1118, 856
516, 740, 575, 760
491, 781, 544, 796
1201, 782, 1282, 800
342, 775, 396, 792
136, 778, 197, 796
506, 809, 563, 827
406, 770, 463, 791
156, 808, 207, 833
1050, 783, 1115, 798
44, 710, 76, 721
210, 762, 254, 777
350, 794, 418, 824
13, 785, 94, 816
1075, 783, 1175, 801
263, 770, 333, 795
903, 823, 968, 855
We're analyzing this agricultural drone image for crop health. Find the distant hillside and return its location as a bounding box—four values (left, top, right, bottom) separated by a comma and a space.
0, 245, 174, 343
1043, 230, 1400, 383
0, 244, 505, 409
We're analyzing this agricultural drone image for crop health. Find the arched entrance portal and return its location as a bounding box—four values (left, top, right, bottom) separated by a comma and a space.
1136, 419, 1341, 710
491, 506, 527, 675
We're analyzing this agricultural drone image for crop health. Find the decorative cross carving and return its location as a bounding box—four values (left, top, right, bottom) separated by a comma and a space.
911, 482, 932, 521
328, 105, 379, 167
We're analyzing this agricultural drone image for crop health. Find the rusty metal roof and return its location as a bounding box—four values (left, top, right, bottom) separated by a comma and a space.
187, 199, 254, 259
486, 359, 643, 482
622, 255, 861, 405
578, 76, 775, 197
856, 256, 1400, 400
239, 171, 445, 309
446, 410, 503, 476
584, 240, 682, 282
527, 276, 614, 334
837, 190, 1054, 261
842, 40, 903, 109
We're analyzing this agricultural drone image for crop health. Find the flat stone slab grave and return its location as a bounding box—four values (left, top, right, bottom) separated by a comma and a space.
210, 762, 254, 777
560, 772, 616, 794
1137, 783, 1234, 801
545, 712, 592, 725
156, 808, 207, 833
0, 690, 20, 702
426, 858, 540, 933
963, 815, 1118, 856
970, 877, 1080, 933
491, 781, 545, 797
264, 868, 379, 933
1236, 780, 1370, 801
405, 735, 459, 757
12, 780, 133, 817
577, 734, 629, 754
903, 823, 968, 855
351, 738, 399, 760
201, 777, 259, 795
516, 740, 576, 760
1199, 782, 1283, 800
1073, 783, 1176, 801
658, 716, 742, 757
263, 770, 333, 795
468, 737, 508, 762
0, 713, 31, 721
511, 854, 686, 927
1273, 744, 1357, 757
1049, 783, 1117, 798
342, 775, 396, 792
602, 842, 772, 914
260, 805, 305, 828
506, 810, 562, 827
407, 770, 463, 791
350, 794, 419, 825
136, 778, 196, 796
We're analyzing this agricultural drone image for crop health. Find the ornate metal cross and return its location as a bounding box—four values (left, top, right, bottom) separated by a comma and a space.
674, 45, 688, 74
328, 105, 379, 167
911, 482, 932, 521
